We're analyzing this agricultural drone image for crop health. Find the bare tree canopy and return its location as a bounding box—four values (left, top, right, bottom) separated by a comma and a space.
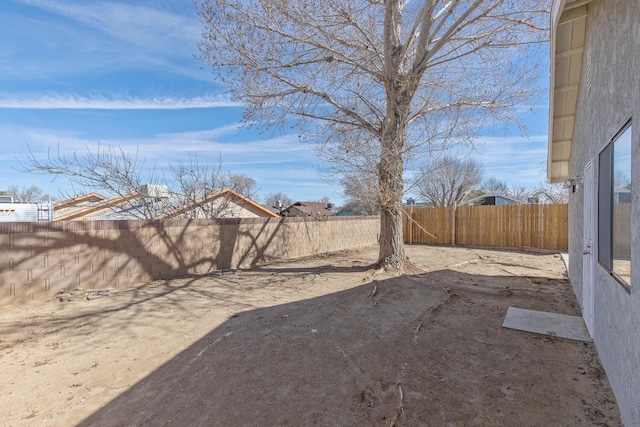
481, 176, 510, 195
2, 185, 53, 202
479, 176, 568, 204
228, 173, 259, 199
533, 183, 568, 204
264, 192, 293, 208
342, 172, 380, 215
196, 0, 549, 269
416, 156, 484, 207
20, 144, 259, 219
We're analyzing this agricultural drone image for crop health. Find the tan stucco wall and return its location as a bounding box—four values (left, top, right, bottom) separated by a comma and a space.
0, 216, 380, 304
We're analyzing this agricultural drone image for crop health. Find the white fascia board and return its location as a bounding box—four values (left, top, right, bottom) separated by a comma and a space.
548, 0, 567, 183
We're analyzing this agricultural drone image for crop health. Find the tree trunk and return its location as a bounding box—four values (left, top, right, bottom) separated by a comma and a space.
377, 91, 410, 270
378, 200, 406, 269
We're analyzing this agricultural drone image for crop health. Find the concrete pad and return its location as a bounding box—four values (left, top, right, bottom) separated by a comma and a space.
502, 307, 592, 342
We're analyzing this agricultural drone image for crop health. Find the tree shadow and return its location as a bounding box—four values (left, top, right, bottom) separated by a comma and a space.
0, 258, 378, 345
2, 216, 362, 304
73, 264, 617, 426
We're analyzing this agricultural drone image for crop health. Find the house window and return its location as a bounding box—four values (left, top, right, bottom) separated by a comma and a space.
598, 121, 632, 288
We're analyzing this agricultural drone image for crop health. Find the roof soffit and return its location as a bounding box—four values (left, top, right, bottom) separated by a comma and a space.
548, 0, 591, 183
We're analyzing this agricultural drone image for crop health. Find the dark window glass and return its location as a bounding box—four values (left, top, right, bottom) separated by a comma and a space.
598, 121, 632, 287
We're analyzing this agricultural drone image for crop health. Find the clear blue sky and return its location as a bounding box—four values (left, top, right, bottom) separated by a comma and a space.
0, 0, 551, 205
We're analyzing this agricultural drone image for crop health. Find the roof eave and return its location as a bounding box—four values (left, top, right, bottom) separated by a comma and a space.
548, 0, 591, 184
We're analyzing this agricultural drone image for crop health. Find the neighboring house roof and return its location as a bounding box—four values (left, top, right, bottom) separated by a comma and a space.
463, 193, 524, 206
54, 188, 278, 220
548, 0, 591, 183
403, 202, 434, 208
53, 193, 106, 213
263, 205, 283, 215
54, 192, 140, 221
281, 201, 337, 217
156, 188, 278, 219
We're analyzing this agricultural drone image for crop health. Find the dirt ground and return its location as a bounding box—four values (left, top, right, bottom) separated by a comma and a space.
0, 245, 622, 426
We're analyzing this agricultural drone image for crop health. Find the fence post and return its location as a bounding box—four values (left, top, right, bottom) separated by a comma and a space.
409, 205, 413, 244
451, 202, 457, 246
538, 203, 543, 249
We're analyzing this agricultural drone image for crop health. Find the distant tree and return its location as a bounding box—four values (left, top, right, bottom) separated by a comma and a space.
342, 173, 380, 215
480, 177, 569, 204
614, 170, 631, 191
481, 177, 509, 195
20, 144, 257, 219
533, 183, 569, 204
264, 192, 293, 208
506, 185, 536, 203
461, 188, 485, 205
196, 0, 549, 270
228, 173, 258, 199
169, 154, 259, 218
479, 177, 534, 203
415, 156, 484, 207
530, 161, 569, 204
5, 185, 53, 202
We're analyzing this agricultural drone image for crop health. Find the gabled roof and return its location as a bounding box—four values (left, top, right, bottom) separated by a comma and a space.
155, 187, 278, 219
281, 201, 336, 217
54, 188, 278, 220
548, 0, 592, 183
54, 192, 140, 221
463, 193, 524, 206
53, 193, 106, 211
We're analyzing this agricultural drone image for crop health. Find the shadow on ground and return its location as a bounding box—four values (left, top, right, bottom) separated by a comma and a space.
78, 263, 621, 426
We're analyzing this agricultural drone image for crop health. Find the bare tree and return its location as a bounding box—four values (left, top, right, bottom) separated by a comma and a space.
168, 154, 247, 218
506, 184, 536, 202
481, 177, 510, 195
533, 183, 568, 204
479, 177, 529, 201
480, 177, 568, 204
479, 177, 538, 203
197, 0, 548, 270
342, 172, 380, 215
415, 156, 484, 207
228, 173, 259, 199
614, 169, 631, 191
4, 185, 53, 202
20, 144, 257, 219
20, 143, 163, 218
264, 192, 293, 208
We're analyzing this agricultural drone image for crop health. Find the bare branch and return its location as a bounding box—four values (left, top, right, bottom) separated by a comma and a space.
196, 0, 550, 269
19, 143, 258, 219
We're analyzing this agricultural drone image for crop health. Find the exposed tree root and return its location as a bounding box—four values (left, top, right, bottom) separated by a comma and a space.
389, 382, 404, 427
375, 257, 424, 276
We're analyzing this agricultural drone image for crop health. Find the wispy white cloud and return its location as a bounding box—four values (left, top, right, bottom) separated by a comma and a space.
1, 122, 313, 176
3, 0, 211, 81
0, 120, 329, 200
470, 134, 549, 184
0, 93, 240, 110
19, 0, 199, 48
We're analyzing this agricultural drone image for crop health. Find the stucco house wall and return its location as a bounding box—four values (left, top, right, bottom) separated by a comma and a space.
172, 196, 267, 219
563, 1, 640, 424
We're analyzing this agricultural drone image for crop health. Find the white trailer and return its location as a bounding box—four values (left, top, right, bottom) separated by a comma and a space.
0, 197, 53, 222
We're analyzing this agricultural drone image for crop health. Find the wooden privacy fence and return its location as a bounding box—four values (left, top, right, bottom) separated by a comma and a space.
403, 204, 568, 251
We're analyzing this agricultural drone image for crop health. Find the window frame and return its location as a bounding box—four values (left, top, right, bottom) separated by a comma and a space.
597, 119, 632, 292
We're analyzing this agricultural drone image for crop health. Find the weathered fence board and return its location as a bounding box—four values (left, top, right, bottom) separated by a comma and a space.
403, 204, 568, 251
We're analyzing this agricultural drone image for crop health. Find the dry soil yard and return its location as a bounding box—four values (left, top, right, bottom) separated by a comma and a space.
0, 245, 621, 426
